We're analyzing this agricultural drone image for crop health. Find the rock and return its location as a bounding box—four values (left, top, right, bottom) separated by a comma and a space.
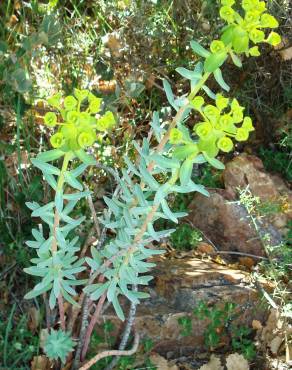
196, 242, 216, 256
187, 153, 291, 257
223, 154, 279, 201
188, 189, 280, 257
225, 353, 249, 370
149, 353, 179, 370
223, 153, 292, 233
99, 258, 266, 356
198, 355, 223, 370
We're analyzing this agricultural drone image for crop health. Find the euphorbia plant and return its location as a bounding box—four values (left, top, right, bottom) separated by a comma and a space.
24, 1, 281, 368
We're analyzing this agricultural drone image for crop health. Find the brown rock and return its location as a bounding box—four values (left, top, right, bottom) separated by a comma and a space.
226, 353, 249, 370
238, 257, 256, 270
149, 353, 179, 370
223, 153, 292, 234
223, 154, 279, 201
99, 258, 266, 356
188, 189, 279, 257
196, 242, 216, 255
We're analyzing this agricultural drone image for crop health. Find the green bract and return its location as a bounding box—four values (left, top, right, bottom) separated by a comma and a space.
266, 31, 281, 46
217, 136, 234, 152
216, 0, 282, 60
64, 95, 77, 110
190, 95, 254, 157
169, 128, 183, 144
50, 132, 65, 148
44, 112, 57, 127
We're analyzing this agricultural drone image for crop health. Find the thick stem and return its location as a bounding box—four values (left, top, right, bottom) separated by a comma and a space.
51, 153, 71, 328
71, 295, 91, 370
58, 295, 66, 330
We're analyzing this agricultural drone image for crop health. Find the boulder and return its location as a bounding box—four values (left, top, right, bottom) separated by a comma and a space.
187, 154, 291, 257
98, 258, 266, 357
223, 153, 292, 233
187, 189, 281, 258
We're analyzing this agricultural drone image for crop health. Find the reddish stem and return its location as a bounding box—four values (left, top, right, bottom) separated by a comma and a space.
58, 295, 66, 330
81, 292, 107, 361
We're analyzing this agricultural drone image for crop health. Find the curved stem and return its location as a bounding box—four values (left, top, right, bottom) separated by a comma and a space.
79, 332, 139, 370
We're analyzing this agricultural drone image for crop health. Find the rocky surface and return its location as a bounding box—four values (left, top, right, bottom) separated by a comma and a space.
187, 154, 291, 258
223, 153, 292, 233
98, 257, 266, 356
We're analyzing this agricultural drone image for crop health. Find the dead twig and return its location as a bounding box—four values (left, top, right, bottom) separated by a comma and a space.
78, 331, 139, 370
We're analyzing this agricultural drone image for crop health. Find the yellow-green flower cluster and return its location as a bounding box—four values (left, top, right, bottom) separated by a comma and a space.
43, 89, 116, 150
192, 94, 254, 157
169, 95, 254, 159
204, 0, 281, 72
220, 0, 281, 55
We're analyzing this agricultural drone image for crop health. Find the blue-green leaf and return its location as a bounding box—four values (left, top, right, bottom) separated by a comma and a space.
203, 152, 225, 170
64, 172, 83, 191
202, 84, 216, 99
161, 199, 178, 223
24, 283, 52, 299
176, 67, 201, 80
214, 68, 230, 92
31, 202, 54, 217
107, 280, 117, 302
139, 164, 159, 190
37, 149, 64, 162
163, 79, 178, 110
150, 154, 180, 169
190, 40, 210, 58
180, 158, 193, 186
55, 190, 63, 213
74, 149, 96, 165
70, 163, 88, 178
153, 183, 171, 205
90, 281, 110, 301
112, 294, 125, 321
39, 236, 54, 254
31, 158, 60, 175
26, 201, 40, 211
104, 196, 121, 216
230, 51, 242, 67
43, 173, 57, 190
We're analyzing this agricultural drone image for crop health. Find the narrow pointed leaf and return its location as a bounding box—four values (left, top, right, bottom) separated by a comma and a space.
37, 149, 64, 162
180, 158, 193, 185
31, 158, 60, 175
214, 68, 230, 92
74, 149, 96, 165
190, 40, 210, 58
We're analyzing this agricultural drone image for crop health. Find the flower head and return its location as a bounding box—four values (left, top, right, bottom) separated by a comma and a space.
50, 133, 65, 148
217, 136, 234, 152
44, 112, 57, 127
266, 31, 281, 46
64, 96, 77, 111
169, 128, 183, 144
78, 131, 95, 148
